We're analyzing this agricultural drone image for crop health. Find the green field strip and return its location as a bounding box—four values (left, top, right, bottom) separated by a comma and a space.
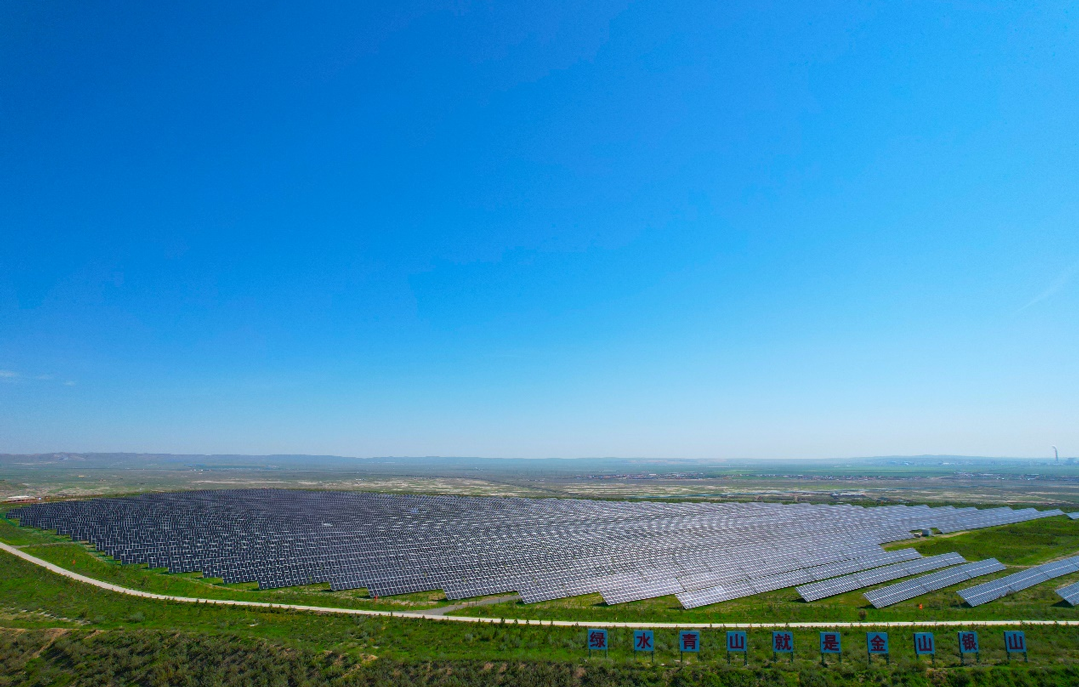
9, 545, 1079, 681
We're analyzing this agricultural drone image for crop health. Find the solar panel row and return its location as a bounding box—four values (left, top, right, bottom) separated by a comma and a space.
797, 552, 967, 602
1056, 581, 1079, 605
8, 490, 1060, 609
863, 559, 1007, 608
675, 546, 922, 609
959, 556, 1079, 607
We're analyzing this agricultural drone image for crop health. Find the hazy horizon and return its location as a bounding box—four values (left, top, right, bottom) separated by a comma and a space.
2, 451, 1071, 464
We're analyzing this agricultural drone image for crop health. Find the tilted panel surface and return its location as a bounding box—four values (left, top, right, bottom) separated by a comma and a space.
959, 556, 1079, 606
797, 552, 966, 602
8, 491, 1059, 609
863, 559, 1007, 608
1056, 581, 1079, 605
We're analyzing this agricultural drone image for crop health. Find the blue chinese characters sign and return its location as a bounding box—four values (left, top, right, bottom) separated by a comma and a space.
587, 629, 607, 652
866, 632, 888, 655
772, 631, 794, 653
913, 632, 935, 656
633, 630, 654, 652
958, 631, 979, 654
1004, 631, 1026, 654
726, 631, 747, 653
820, 632, 841, 654
679, 631, 700, 653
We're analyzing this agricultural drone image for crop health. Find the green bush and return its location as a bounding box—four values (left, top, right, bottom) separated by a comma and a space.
6, 629, 1079, 687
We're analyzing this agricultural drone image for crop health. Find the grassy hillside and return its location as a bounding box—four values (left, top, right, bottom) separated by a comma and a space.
0, 514, 450, 613
7, 513, 1079, 625
5, 510, 1079, 684
458, 516, 1079, 623
9, 627, 1079, 686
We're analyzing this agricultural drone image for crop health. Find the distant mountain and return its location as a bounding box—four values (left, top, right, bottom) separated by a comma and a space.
0, 452, 1064, 470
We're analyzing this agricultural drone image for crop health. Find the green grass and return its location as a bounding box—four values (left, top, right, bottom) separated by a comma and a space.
888, 516, 1079, 565
448, 566, 1079, 624
8, 516, 1079, 685
0, 548, 1077, 666
5, 551, 1079, 686
11, 628, 1079, 687
0, 514, 453, 613
455, 517, 1079, 624
0, 515, 68, 547
19, 542, 455, 612
7, 512, 1079, 626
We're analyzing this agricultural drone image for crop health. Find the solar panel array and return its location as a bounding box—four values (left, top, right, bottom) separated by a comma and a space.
796, 552, 967, 602
958, 556, 1079, 607
9, 490, 1059, 609
1056, 581, 1079, 605
929, 507, 1064, 533
863, 559, 1007, 608
1068, 512, 1079, 520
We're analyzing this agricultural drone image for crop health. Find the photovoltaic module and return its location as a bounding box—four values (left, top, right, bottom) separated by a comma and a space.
10, 490, 1062, 608
959, 556, 1079, 607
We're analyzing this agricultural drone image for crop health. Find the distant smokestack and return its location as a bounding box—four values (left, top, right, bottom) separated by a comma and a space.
1053, 446, 1059, 463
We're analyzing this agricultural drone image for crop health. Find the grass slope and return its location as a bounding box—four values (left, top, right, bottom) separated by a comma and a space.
0, 515, 449, 613
6, 512, 1079, 625
9, 628, 1079, 687
459, 517, 1079, 623
6, 514, 1079, 684
890, 517, 1079, 566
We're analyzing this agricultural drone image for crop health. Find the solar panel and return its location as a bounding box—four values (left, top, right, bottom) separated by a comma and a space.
797, 552, 966, 602
1056, 581, 1079, 605
7, 490, 1056, 609
863, 559, 1007, 608
959, 556, 1079, 606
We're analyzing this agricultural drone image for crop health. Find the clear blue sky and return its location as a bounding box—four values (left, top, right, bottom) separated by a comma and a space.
1, 1, 1076, 459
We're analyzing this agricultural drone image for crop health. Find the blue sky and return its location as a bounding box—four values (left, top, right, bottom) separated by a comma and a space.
1, 1, 1076, 459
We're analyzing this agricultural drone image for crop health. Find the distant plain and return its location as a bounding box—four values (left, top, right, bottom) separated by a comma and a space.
4, 452, 1079, 507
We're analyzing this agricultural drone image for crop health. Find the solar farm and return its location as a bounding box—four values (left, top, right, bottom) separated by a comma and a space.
8, 489, 1070, 611
8, 482, 1079, 686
